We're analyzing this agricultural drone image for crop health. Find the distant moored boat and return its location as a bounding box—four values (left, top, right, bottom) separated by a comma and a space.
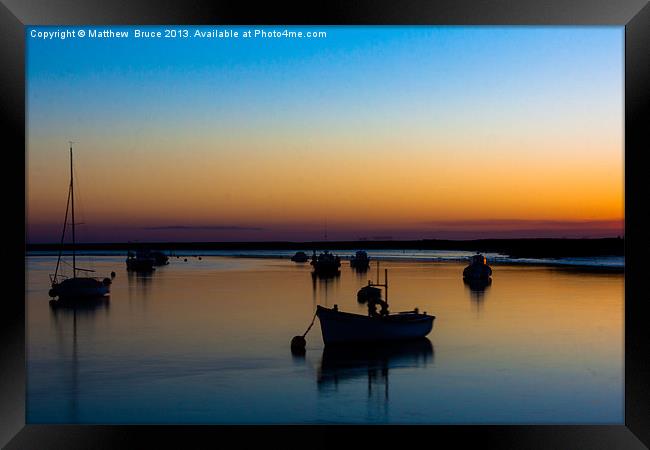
126, 249, 156, 271
291, 251, 309, 263
311, 251, 341, 275
350, 250, 370, 269
151, 251, 170, 266
463, 252, 492, 281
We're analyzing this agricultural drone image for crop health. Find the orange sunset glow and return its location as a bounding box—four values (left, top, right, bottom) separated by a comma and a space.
26, 26, 623, 242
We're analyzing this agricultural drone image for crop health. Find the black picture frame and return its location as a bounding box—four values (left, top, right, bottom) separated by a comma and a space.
2, 1, 648, 448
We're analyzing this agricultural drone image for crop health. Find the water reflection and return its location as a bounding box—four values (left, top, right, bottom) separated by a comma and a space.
128, 268, 154, 300
351, 265, 369, 279
49, 297, 109, 422
311, 271, 341, 306
317, 338, 434, 397
463, 278, 491, 311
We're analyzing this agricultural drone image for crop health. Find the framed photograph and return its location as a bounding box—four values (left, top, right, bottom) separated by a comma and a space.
2, 0, 649, 448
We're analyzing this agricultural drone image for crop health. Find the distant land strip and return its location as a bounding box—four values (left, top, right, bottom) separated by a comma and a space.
26, 238, 624, 258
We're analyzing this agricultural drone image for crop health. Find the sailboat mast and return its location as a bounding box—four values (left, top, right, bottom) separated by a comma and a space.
52, 181, 71, 282
69, 142, 76, 277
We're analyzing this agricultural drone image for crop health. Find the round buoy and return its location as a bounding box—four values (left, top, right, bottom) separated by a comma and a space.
111, 271, 116, 278
48, 289, 56, 298
291, 335, 306, 354
198, 256, 202, 260
184, 258, 188, 262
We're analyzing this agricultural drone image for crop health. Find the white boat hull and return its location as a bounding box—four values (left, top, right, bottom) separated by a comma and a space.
316, 305, 434, 345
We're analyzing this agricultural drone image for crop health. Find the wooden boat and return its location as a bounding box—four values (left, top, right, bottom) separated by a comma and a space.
316, 269, 434, 344
49, 143, 112, 301
317, 306, 434, 344
463, 252, 492, 281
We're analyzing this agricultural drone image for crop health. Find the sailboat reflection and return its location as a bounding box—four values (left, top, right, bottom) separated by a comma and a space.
317, 338, 434, 399
49, 297, 109, 422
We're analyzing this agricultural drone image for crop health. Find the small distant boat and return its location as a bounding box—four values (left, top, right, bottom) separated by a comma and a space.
463, 252, 492, 281
49, 143, 112, 301
316, 268, 434, 345
126, 249, 155, 271
151, 251, 169, 266
350, 250, 370, 269
291, 251, 309, 263
311, 251, 341, 275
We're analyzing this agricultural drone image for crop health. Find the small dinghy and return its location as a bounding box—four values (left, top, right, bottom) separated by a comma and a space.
316, 268, 434, 345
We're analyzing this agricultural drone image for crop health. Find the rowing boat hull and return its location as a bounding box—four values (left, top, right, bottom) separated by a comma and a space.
316, 305, 434, 345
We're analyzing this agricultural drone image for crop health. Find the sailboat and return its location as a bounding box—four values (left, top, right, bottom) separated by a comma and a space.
48, 143, 112, 301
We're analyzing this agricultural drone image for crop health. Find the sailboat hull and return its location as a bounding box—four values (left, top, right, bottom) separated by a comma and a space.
316, 305, 434, 345
50, 277, 110, 299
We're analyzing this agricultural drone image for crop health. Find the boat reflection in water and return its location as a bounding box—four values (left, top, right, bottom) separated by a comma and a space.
49, 295, 110, 312
317, 338, 434, 401
351, 262, 370, 277
311, 270, 341, 305
463, 278, 492, 311
48, 296, 109, 422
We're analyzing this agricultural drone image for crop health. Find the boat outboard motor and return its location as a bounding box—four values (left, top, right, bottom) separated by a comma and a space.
367, 296, 389, 317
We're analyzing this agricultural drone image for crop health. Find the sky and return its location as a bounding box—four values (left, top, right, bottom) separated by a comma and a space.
26, 26, 624, 243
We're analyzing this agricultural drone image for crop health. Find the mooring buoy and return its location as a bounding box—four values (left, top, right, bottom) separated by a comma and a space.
291, 335, 306, 352
290, 310, 318, 354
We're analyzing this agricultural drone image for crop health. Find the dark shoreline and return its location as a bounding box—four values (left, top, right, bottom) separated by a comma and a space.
26, 238, 623, 259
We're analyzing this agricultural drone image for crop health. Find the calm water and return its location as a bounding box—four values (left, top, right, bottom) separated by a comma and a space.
26, 255, 623, 424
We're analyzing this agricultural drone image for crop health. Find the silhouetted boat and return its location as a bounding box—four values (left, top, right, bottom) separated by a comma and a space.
350, 250, 370, 269
151, 251, 169, 266
49, 143, 112, 301
463, 252, 492, 281
126, 249, 155, 271
311, 251, 341, 275
316, 269, 434, 344
291, 251, 309, 262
